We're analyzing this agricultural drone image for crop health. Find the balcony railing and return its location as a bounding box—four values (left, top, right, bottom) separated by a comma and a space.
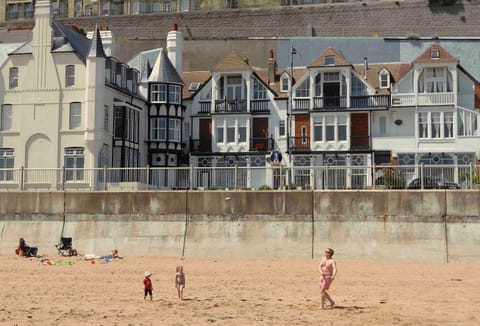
199, 101, 211, 113
312, 96, 347, 110
215, 99, 247, 113
250, 99, 270, 113
293, 95, 389, 111
289, 137, 310, 151
0, 164, 474, 191
350, 95, 390, 109
392, 92, 454, 107
250, 137, 274, 151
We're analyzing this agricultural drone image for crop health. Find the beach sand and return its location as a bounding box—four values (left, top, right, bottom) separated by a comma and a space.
1, 255, 479, 325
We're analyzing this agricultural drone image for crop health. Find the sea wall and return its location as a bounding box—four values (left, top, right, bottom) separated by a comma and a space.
0, 191, 478, 262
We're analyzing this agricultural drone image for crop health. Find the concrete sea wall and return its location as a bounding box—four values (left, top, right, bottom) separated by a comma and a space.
0, 191, 478, 262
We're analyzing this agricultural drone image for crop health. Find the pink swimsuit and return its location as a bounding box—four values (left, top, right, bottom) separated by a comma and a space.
320, 274, 333, 290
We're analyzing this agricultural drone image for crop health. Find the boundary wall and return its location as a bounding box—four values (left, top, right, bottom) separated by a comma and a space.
0, 191, 478, 262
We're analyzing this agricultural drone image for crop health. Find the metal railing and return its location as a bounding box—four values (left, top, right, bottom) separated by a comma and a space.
0, 164, 476, 191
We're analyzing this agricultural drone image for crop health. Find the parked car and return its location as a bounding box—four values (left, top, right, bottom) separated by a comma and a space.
407, 177, 460, 189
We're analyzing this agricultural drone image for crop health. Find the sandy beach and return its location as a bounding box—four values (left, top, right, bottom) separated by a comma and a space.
1, 255, 479, 325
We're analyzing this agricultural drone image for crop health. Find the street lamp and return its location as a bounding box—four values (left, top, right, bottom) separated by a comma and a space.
287, 45, 297, 187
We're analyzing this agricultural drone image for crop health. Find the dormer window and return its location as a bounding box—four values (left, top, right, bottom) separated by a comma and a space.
431, 49, 440, 59
379, 69, 390, 89
189, 82, 201, 91
280, 73, 290, 92
325, 56, 335, 65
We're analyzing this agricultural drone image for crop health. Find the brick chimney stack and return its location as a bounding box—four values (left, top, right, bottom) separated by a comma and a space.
268, 49, 276, 86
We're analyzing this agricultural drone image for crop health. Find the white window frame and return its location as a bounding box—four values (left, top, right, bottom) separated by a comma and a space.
419, 111, 455, 139
65, 65, 75, 87
279, 120, 286, 137
151, 84, 167, 103
169, 85, 181, 104
0, 148, 14, 181
313, 118, 323, 141
379, 69, 390, 89
253, 78, 266, 100
64, 147, 85, 181
280, 73, 290, 93
295, 77, 310, 98
69, 103, 81, 129
9, 67, 18, 89
169, 118, 181, 142
1, 104, 12, 131
150, 117, 166, 141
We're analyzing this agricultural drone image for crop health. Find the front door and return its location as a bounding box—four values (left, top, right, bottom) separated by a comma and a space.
350, 113, 369, 149
252, 118, 268, 150
199, 119, 212, 152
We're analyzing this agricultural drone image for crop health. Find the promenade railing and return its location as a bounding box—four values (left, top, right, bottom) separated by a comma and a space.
0, 164, 476, 191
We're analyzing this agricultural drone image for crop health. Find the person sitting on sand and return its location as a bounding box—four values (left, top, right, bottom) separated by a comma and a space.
16, 238, 39, 257
100, 249, 123, 260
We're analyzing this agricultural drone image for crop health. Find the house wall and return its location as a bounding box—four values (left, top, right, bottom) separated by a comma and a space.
1, 190, 479, 263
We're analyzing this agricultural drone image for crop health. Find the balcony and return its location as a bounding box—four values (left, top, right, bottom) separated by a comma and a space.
215, 99, 247, 113
250, 99, 270, 113
250, 137, 274, 151
312, 96, 347, 110
293, 95, 390, 111
190, 139, 212, 153
289, 137, 310, 152
350, 135, 371, 150
350, 95, 390, 109
391, 92, 454, 107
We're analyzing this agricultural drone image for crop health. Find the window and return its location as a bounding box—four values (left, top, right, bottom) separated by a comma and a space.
25, 3, 34, 17
279, 120, 286, 137
227, 122, 235, 143
351, 75, 367, 96
281, 75, 290, 92
216, 125, 224, 143
85, 5, 93, 15
64, 147, 84, 181
74, 0, 82, 13
253, 79, 266, 99
1, 105, 12, 130
169, 85, 181, 104
114, 107, 124, 138
313, 118, 323, 141
379, 70, 390, 89
116, 64, 122, 86
419, 112, 428, 138
301, 125, 307, 144
69, 103, 81, 129
295, 78, 310, 97
225, 0, 239, 8
338, 116, 347, 141
226, 76, 245, 100
325, 56, 335, 65
379, 116, 387, 136
169, 118, 181, 142
431, 49, 440, 59
9, 67, 18, 89
150, 118, 166, 140
65, 65, 75, 87
105, 60, 112, 83
431, 112, 441, 138
164, 2, 171, 12
457, 109, 477, 136
326, 116, 335, 141
189, 82, 201, 91
151, 84, 167, 103
0, 149, 14, 181
238, 121, 247, 142
104, 105, 109, 132
419, 111, 455, 139
444, 112, 453, 138
420, 67, 452, 93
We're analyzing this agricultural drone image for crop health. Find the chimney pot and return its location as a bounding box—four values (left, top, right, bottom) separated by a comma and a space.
269, 49, 274, 60
173, 23, 178, 31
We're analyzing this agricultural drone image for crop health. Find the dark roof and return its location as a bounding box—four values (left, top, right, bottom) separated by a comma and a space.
88, 24, 106, 58
147, 48, 184, 85
51, 21, 91, 63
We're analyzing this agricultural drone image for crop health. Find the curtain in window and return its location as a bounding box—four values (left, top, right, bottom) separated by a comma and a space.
447, 70, 453, 92
418, 71, 424, 93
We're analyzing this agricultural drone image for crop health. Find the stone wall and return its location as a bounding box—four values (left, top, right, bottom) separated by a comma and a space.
0, 190, 478, 262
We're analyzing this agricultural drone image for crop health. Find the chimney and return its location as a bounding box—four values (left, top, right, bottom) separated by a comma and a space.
167, 23, 183, 77
364, 57, 368, 79
267, 49, 276, 86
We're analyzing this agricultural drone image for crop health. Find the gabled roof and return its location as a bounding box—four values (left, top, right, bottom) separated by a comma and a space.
51, 21, 91, 63
211, 51, 252, 71
352, 62, 412, 94
413, 43, 458, 64
308, 47, 351, 68
148, 48, 184, 85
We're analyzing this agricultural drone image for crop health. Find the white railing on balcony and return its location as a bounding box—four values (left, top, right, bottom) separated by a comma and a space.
392, 92, 455, 107
0, 164, 477, 191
